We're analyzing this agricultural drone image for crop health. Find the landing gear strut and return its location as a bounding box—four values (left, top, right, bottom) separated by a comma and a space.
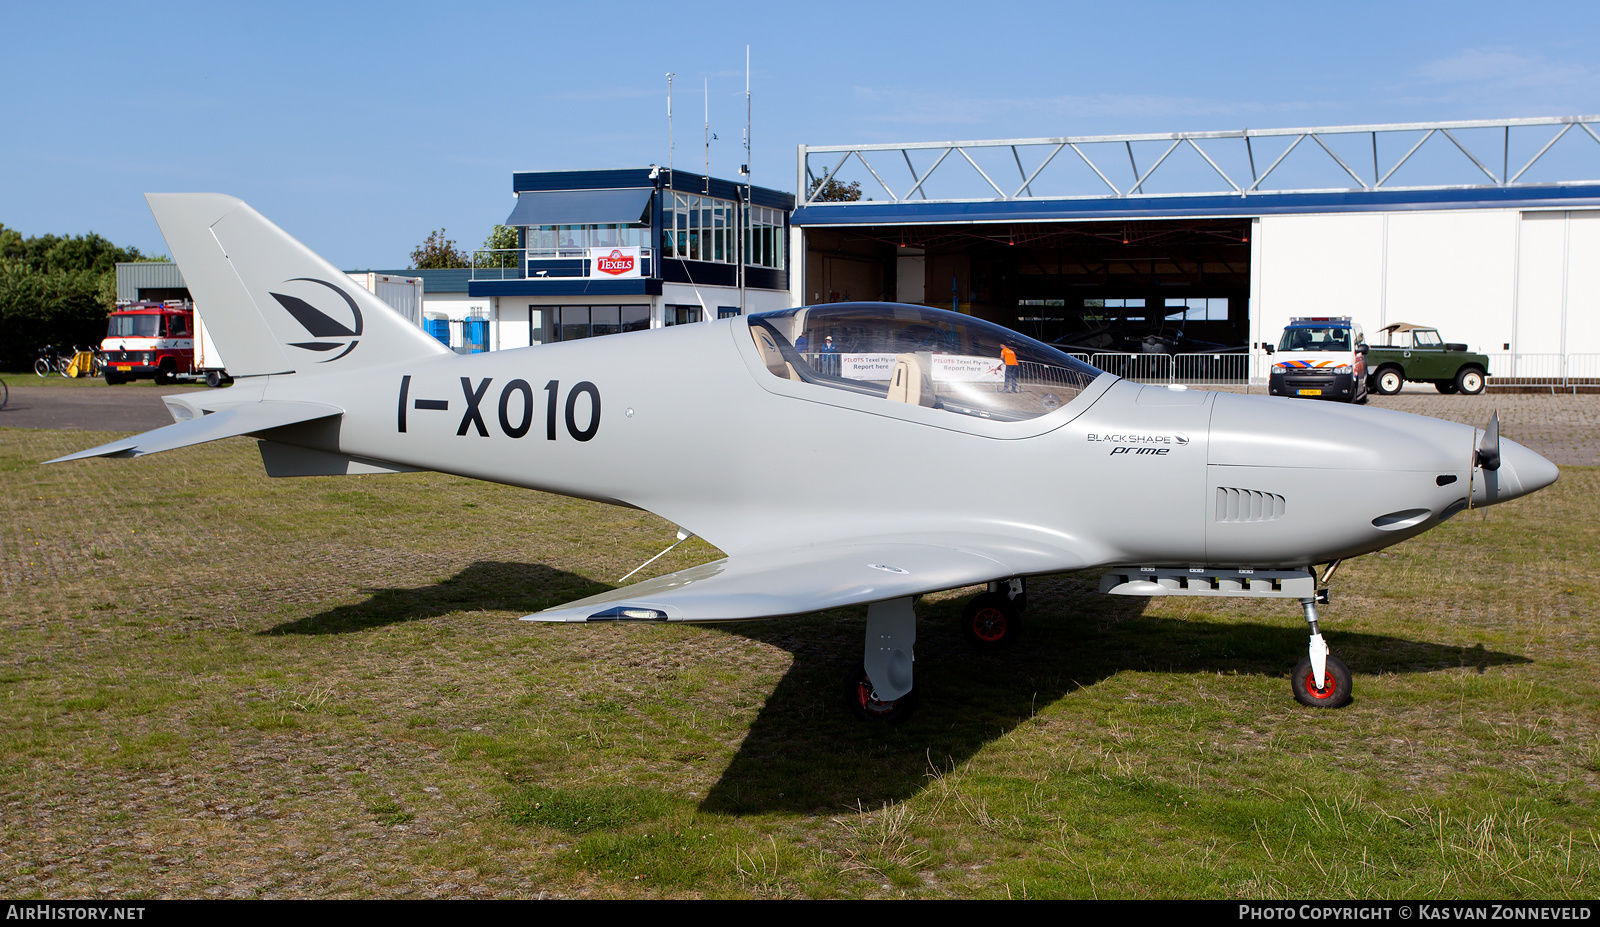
848, 597, 918, 722
1293, 595, 1352, 708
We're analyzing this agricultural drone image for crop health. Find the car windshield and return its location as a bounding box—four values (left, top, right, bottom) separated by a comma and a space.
106, 315, 161, 338
748, 303, 1101, 422
1413, 329, 1442, 347
1277, 326, 1351, 352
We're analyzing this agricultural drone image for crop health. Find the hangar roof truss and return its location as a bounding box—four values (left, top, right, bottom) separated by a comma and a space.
797, 115, 1600, 208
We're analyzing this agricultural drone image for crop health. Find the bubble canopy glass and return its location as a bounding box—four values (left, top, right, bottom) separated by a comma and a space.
748, 303, 1103, 422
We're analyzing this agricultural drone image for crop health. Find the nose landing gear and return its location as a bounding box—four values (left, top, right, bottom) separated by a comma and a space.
1294, 595, 1352, 708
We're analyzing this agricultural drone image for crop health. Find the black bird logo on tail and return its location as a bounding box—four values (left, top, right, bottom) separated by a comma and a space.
270, 277, 365, 362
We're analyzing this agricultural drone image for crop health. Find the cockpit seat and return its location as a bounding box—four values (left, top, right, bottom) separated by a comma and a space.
887, 354, 935, 407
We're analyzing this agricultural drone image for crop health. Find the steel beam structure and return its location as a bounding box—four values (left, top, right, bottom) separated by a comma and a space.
797, 116, 1600, 207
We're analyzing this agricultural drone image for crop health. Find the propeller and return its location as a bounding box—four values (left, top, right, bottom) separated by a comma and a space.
1476, 411, 1501, 472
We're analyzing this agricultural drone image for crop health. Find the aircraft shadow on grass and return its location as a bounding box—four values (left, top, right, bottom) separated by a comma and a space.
264, 562, 1528, 814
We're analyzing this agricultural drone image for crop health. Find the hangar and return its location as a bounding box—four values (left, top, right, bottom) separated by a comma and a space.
788, 116, 1600, 384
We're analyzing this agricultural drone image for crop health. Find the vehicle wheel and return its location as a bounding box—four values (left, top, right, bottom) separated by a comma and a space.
205, 370, 223, 388
1435, 381, 1458, 394
0, 378, 8, 410
1291, 654, 1352, 708
34, 358, 52, 377
155, 360, 176, 386
846, 663, 918, 723
1454, 367, 1486, 396
960, 592, 1021, 649
103, 371, 125, 386
1374, 367, 1404, 395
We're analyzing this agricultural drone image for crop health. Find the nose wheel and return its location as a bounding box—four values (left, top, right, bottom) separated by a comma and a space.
1294, 596, 1352, 708
1292, 653, 1352, 707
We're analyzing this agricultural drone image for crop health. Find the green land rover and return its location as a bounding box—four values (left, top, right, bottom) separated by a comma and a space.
1364, 323, 1490, 396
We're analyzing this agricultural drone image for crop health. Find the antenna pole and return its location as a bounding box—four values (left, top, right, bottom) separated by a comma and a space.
739, 45, 751, 313
710, 78, 716, 195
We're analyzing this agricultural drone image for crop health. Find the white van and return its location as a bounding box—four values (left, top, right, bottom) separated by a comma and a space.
1264, 316, 1369, 403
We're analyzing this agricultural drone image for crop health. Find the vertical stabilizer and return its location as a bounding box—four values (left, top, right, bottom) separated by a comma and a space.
145, 194, 451, 377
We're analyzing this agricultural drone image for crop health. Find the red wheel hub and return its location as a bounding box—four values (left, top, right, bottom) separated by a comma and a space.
856, 678, 898, 715
1302, 669, 1338, 700
971, 607, 1008, 642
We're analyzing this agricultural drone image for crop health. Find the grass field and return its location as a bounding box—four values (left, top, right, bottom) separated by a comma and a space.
0, 426, 1596, 899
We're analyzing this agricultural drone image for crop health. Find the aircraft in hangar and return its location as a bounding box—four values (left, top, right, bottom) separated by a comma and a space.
52, 194, 1559, 721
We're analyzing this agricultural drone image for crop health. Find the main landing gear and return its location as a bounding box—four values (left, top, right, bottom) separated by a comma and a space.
848, 579, 1031, 722
960, 577, 1026, 649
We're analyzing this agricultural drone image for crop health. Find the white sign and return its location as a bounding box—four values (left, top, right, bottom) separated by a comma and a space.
840, 353, 898, 379
930, 354, 1005, 382
589, 247, 641, 278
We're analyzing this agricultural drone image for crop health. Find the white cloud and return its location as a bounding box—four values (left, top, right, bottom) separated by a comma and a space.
1416, 48, 1590, 89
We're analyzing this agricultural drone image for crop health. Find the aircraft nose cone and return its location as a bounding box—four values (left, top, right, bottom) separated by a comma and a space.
1500, 438, 1559, 497
1476, 437, 1559, 507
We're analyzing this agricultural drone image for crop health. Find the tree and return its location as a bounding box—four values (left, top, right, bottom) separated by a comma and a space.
479, 225, 519, 269
808, 174, 863, 202
0, 223, 148, 369
410, 229, 471, 269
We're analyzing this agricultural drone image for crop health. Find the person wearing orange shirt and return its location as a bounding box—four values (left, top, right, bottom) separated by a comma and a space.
1001, 343, 1019, 393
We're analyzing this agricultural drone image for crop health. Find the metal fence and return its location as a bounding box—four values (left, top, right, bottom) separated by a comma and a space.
1481, 352, 1600, 390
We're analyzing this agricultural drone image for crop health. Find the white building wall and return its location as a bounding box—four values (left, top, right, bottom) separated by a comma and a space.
1564, 213, 1600, 366
1253, 212, 1385, 350
1383, 210, 1517, 354
1515, 213, 1566, 358
1252, 207, 1600, 379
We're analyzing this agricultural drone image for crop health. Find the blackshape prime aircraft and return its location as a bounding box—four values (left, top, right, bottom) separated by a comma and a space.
52, 194, 1560, 721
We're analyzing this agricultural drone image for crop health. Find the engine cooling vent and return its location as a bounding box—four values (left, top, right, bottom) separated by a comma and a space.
1215, 487, 1287, 523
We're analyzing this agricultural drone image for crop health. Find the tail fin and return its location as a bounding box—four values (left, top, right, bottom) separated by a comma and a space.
145, 193, 450, 377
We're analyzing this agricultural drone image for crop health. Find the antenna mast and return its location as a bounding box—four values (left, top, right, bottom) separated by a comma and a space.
666, 73, 675, 197
739, 45, 751, 313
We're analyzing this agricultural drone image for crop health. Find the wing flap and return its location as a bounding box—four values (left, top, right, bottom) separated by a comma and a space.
45, 401, 344, 463
523, 542, 1012, 623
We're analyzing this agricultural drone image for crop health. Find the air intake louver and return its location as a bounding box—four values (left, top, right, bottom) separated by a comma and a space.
1215, 487, 1287, 523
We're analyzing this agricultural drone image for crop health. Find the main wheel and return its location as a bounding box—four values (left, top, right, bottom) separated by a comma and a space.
1454, 367, 1486, 396
154, 360, 177, 386
846, 664, 917, 723
205, 370, 223, 389
1373, 367, 1404, 395
103, 371, 125, 385
960, 592, 1021, 649
1291, 654, 1352, 708
34, 357, 52, 377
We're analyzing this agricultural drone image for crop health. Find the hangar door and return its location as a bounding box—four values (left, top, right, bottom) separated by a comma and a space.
803, 218, 1251, 352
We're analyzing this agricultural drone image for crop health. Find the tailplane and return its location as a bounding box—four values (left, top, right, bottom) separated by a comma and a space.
145, 193, 450, 377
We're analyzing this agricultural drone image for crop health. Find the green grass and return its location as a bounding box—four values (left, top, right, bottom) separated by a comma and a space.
0, 426, 1595, 898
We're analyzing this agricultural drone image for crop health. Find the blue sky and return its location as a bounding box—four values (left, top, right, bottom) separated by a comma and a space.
5, 0, 1600, 267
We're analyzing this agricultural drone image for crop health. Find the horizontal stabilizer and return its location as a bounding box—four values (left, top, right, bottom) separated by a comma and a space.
46, 401, 343, 463
523, 542, 1013, 623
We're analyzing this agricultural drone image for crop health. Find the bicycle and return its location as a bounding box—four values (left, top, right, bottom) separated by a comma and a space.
34, 345, 69, 377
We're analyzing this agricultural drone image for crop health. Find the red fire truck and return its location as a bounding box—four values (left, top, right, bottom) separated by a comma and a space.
101, 301, 195, 385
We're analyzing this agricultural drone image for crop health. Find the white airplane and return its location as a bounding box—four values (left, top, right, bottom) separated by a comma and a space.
52, 195, 1559, 721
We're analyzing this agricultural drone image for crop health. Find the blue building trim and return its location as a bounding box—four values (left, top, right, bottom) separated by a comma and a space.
790, 184, 1600, 226
510, 168, 793, 210
467, 278, 663, 298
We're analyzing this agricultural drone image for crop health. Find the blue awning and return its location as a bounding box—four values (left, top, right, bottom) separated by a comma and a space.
504, 188, 653, 227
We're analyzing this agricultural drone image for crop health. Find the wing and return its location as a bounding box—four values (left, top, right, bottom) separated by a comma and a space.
45, 401, 343, 462
523, 542, 1015, 623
